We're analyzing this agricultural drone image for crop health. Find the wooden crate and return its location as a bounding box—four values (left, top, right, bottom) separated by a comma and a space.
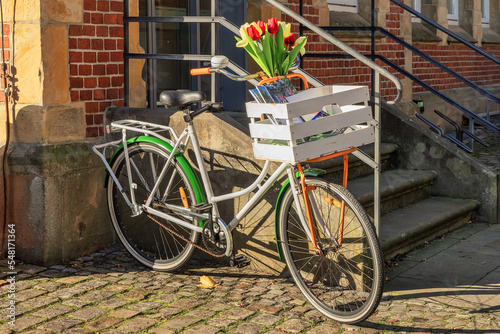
245, 85, 374, 163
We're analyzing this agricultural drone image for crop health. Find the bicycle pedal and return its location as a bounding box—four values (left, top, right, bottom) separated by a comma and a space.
230, 254, 251, 268
192, 203, 212, 214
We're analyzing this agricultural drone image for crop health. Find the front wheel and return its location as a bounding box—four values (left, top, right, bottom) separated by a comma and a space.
107, 142, 201, 272
278, 178, 383, 324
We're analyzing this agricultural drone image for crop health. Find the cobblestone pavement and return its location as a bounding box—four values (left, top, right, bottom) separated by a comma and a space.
1, 223, 500, 333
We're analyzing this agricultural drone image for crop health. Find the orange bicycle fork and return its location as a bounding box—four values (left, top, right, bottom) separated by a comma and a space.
296, 148, 357, 254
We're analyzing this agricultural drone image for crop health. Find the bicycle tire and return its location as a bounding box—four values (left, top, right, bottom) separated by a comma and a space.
107, 142, 200, 272
278, 177, 383, 324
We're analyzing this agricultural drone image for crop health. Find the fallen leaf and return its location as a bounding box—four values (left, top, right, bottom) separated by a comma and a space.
197, 275, 220, 289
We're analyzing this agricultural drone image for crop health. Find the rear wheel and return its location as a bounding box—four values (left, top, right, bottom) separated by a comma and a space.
278, 178, 383, 324
107, 142, 200, 271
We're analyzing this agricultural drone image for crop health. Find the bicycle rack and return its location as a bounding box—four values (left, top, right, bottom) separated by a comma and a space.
415, 113, 480, 153
433, 110, 489, 150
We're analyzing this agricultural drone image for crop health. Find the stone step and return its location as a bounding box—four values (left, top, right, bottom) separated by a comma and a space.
380, 196, 479, 260
329, 169, 438, 216
308, 142, 399, 181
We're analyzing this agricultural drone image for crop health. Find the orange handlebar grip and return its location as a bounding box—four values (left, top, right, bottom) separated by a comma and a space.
190, 67, 211, 76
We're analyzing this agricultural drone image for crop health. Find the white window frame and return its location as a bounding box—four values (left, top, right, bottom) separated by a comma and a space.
482, 0, 490, 27
447, 0, 459, 25
327, 0, 358, 13
411, 0, 422, 23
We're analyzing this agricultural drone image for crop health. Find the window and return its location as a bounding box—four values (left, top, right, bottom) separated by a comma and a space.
128, 0, 212, 109
447, 0, 459, 25
327, 0, 358, 13
411, 0, 421, 23
482, 0, 490, 26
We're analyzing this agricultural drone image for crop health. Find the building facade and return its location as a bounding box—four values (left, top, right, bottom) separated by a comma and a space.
0, 0, 498, 265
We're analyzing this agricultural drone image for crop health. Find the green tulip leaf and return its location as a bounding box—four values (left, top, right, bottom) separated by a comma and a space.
282, 37, 307, 74
263, 30, 274, 77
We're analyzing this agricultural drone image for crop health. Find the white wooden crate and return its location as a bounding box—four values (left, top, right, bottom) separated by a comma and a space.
245, 85, 375, 163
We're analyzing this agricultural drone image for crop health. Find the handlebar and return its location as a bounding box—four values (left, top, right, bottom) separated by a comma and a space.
190, 67, 211, 76
190, 58, 302, 83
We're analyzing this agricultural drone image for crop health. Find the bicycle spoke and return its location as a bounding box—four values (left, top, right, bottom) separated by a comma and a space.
279, 178, 383, 324
108, 143, 200, 272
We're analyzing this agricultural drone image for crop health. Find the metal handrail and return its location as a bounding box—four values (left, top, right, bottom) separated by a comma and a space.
415, 114, 473, 153
391, 0, 500, 66
265, 0, 402, 104
313, 26, 500, 104
376, 55, 500, 135
377, 28, 500, 105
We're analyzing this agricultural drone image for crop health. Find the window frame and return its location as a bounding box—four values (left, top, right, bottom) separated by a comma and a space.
411, 0, 422, 23
327, 0, 358, 13
447, 0, 459, 25
482, 0, 490, 26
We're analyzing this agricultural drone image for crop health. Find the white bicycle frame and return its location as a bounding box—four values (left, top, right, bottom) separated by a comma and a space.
93, 116, 318, 256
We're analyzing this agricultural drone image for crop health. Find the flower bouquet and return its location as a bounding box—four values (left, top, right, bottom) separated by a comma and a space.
235, 18, 307, 78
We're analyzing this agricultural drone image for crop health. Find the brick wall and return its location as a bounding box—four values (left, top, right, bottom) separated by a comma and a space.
413, 45, 500, 93
0, 24, 9, 103
69, 0, 125, 138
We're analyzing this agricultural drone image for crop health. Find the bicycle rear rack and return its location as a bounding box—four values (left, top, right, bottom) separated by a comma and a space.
107, 120, 178, 146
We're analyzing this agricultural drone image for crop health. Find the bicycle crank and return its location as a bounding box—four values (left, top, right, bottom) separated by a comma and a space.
202, 218, 233, 257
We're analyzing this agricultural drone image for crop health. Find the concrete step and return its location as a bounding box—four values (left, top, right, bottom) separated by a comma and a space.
308, 142, 399, 181
380, 196, 479, 260
334, 169, 438, 216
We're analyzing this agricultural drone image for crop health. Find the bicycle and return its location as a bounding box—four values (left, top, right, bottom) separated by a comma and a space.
93, 56, 384, 324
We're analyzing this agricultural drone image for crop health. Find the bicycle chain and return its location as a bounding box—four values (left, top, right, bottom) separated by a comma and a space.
147, 212, 227, 258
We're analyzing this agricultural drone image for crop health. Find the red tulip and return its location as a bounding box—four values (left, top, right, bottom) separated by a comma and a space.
257, 21, 266, 36
284, 33, 296, 48
268, 18, 279, 34
246, 25, 260, 41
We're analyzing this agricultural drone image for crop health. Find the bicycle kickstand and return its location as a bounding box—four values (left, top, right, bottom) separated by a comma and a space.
229, 252, 251, 268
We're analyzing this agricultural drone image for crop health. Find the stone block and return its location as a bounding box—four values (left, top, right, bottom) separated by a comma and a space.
41, 24, 70, 104
2, 0, 41, 22
9, 104, 44, 144
43, 103, 85, 143
41, 0, 83, 23
8, 142, 114, 266
13, 23, 42, 104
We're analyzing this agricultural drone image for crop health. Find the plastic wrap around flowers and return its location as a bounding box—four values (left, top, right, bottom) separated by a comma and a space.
235, 18, 307, 78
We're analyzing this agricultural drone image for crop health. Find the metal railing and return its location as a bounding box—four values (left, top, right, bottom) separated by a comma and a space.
391, 0, 500, 66
122, 0, 404, 234
299, 0, 500, 150
389, 0, 500, 146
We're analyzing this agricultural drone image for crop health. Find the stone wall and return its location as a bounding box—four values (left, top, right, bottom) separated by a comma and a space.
0, 0, 117, 265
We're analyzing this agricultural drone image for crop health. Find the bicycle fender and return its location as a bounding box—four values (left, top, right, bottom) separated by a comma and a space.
274, 168, 326, 262
104, 136, 207, 213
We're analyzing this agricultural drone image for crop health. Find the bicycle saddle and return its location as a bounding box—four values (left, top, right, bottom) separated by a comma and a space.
159, 90, 206, 109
